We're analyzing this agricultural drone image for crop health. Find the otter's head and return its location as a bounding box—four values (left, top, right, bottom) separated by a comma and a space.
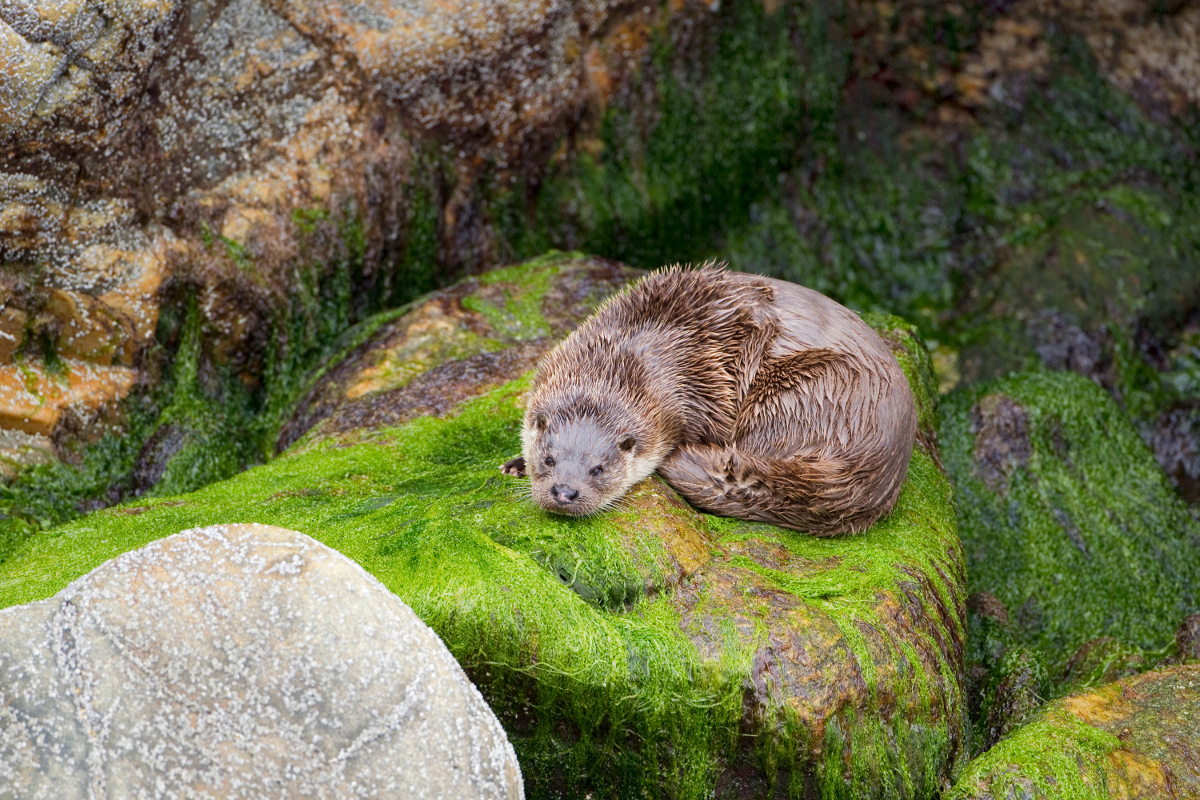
522, 409, 640, 517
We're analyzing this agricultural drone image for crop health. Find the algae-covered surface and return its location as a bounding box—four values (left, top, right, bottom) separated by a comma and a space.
275, 250, 636, 452
939, 370, 1200, 665
949, 663, 1200, 800
0, 315, 966, 798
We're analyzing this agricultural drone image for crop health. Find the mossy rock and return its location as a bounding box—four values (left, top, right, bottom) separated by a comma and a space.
949, 663, 1200, 800
275, 251, 639, 452
0, 256, 967, 798
939, 370, 1200, 667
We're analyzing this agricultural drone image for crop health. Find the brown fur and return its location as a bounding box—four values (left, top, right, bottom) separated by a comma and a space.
502, 264, 918, 536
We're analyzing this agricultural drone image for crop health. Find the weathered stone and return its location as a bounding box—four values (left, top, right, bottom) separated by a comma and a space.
969, 393, 1031, 495
937, 0, 1200, 117
0, 358, 134, 436
0, 0, 691, 461
1173, 613, 1200, 664
1060, 636, 1148, 696
950, 664, 1200, 800
0, 522, 524, 799
1152, 403, 1200, 504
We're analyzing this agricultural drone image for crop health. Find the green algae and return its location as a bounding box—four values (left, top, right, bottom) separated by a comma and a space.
0, 380, 751, 795
278, 251, 609, 454
725, 132, 964, 334
863, 312, 940, 436
498, 0, 820, 269
461, 253, 563, 341
950, 663, 1200, 800
949, 707, 1122, 800
714, 28, 1200, 397
0, 312, 966, 798
939, 369, 1200, 666
0, 197, 451, 556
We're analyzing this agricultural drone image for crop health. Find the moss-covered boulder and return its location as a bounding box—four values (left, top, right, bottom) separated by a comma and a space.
0, 257, 966, 798
276, 252, 638, 452
949, 663, 1200, 800
939, 370, 1200, 667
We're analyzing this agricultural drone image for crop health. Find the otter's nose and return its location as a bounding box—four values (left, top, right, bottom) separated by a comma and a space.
551, 484, 579, 504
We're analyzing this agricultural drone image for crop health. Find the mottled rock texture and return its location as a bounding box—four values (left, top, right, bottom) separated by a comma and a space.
0, 522, 523, 800
950, 664, 1200, 800
277, 251, 639, 453
0, 260, 967, 799
4, 0, 1198, 460
0, 0, 671, 456
940, 370, 1200, 662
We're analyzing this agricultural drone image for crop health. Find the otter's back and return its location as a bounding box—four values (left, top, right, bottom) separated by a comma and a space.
730, 274, 917, 506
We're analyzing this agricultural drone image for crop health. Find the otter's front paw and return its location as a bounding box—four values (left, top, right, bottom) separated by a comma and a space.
500, 456, 527, 477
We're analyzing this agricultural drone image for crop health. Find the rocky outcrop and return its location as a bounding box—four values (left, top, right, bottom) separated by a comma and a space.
0, 261, 968, 799
939, 370, 1200, 661
0, 522, 523, 799
950, 663, 1200, 800
0, 0, 642, 468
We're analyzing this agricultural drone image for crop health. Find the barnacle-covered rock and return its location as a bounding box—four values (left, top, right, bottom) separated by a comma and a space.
0, 523, 524, 798
0, 0, 680, 456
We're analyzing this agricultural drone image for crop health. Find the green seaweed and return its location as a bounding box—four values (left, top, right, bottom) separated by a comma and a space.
949, 707, 1122, 800
497, 0, 822, 269
939, 370, 1200, 666
949, 663, 1200, 800
141, 296, 257, 498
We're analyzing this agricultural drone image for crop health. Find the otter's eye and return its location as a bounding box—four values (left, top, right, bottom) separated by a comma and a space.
543, 456, 555, 467
589, 465, 603, 477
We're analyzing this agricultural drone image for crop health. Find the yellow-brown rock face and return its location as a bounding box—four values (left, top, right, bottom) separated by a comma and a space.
0, 0, 674, 447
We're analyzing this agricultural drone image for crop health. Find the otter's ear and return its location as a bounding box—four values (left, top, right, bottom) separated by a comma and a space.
535, 412, 549, 431
618, 434, 636, 452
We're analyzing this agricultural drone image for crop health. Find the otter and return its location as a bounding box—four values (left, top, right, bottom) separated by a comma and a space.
499, 264, 918, 536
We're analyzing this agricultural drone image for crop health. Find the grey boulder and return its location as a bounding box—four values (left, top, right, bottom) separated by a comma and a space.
0, 523, 523, 799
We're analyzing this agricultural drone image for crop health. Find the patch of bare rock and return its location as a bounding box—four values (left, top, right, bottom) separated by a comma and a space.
0, 523, 523, 799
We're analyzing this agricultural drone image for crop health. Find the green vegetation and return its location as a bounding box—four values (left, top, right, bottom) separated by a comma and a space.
950, 665, 1200, 800
949, 706, 1124, 800
939, 370, 1200, 664
497, 0, 824, 270
0, 198, 442, 561
3, 0, 1200, 792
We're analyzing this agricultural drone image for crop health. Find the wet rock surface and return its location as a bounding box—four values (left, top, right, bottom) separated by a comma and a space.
950, 663, 1200, 800
1167, 613, 1200, 665
940, 370, 1200, 662
0, 265, 967, 799
0, 0, 677, 460
1152, 403, 1200, 504
0, 523, 524, 799
2, 0, 1199, 791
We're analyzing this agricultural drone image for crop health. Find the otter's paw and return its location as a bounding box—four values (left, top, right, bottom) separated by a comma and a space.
500, 456, 527, 477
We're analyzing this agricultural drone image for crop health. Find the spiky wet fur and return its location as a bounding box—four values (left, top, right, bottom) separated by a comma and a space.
517, 264, 918, 535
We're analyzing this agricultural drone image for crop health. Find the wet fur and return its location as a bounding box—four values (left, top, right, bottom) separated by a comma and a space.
507, 264, 918, 535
